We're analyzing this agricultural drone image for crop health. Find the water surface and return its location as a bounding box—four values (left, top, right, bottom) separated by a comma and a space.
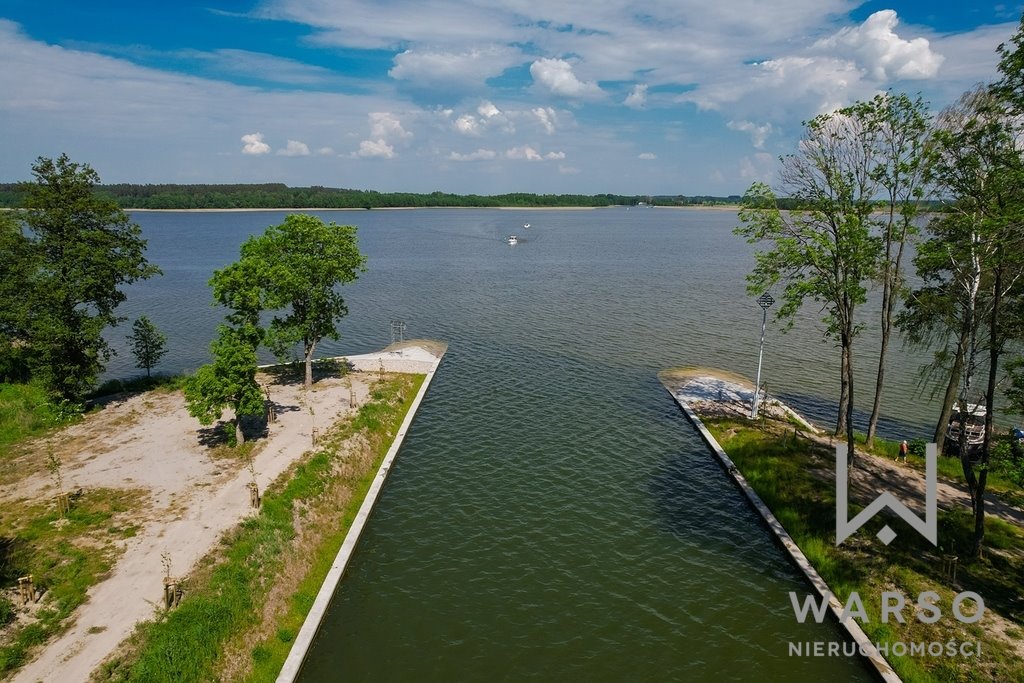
109, 208, 934, 681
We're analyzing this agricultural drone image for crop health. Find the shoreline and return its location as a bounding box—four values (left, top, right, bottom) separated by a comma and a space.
124, 205, 742, 213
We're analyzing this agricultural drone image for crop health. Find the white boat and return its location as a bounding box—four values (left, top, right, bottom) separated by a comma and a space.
523, 223, 531, 228
506, 235, 519, 245
946, 402, 986, 457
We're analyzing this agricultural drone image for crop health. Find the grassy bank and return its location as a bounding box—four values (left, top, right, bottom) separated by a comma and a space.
1, 381, 150, 676
0, 382, 83, 453
95, 373, 425, 682
1, 375, 187, 456
0, 488, 145, 676
703, 417, 1024, 682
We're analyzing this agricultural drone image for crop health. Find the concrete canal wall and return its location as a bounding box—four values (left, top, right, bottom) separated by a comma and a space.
277, 341, 446, 683
661, 374, 901, 683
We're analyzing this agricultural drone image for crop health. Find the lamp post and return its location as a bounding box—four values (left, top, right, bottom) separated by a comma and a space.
751, 292, 775, 419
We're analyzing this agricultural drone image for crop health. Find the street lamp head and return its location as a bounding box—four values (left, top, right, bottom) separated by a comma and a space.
757, 292, 775, 310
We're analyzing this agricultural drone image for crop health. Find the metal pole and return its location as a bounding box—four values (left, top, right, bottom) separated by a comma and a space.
751, 306, 767, 419
751, 292, 774, 419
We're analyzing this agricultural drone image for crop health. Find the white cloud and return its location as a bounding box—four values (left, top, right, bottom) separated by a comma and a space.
369, 112, 412, 140
189, 48, 338, 86
450, 100, 516, 137
389, 46, 522, 86
638, 152, 657, 160
449, 148, 497, 161
532, 107, 558, 134
316, 146, 335, 155
454, 114, 480, 135
624, 84, 648, 109
739, 152, 775, 181
278, 139, 310, 156
241, 132, 271, 155
478, 101, 501, 118
815, 10, 943, 81
544, 151, 566, 160
506, 145, 543, 161
530, 58, 604, 100
354, 139, 395, 158
727, 120, 774, 149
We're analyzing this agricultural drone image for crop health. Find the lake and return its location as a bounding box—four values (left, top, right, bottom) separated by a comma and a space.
107, 207, 940, 681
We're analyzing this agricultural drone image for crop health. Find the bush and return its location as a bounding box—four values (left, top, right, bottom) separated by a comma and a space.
908, 437, 927, 457
992, 440, 1024, 487
0, 594, 14, 627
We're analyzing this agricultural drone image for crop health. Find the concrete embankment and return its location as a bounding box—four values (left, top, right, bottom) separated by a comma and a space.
658, 367, 900, 683
277, 340, 446, 683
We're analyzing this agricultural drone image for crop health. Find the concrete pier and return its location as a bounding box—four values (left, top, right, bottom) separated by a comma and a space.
277, 340, 446, 683
659, 369, 901, 683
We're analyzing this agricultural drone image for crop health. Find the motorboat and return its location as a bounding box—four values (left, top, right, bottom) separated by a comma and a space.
506, 235, 519, 245
523, 223, 531, 228
945, 402, 986, 457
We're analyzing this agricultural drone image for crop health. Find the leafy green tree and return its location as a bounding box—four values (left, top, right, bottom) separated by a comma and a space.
127, 315, 168, 378
917, 84, 1024, 556
18, 154, 159, 399
230, 214, 367, 388
0, 211, 36, 381
737, 107, 882, 464
183, 324, 264, 445
856, 93, 930, 449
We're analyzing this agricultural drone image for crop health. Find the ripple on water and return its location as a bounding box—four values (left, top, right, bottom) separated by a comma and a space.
110, 210, 887, 682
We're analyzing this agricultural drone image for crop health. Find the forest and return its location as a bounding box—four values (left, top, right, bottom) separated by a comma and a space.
0, 183, 741, 210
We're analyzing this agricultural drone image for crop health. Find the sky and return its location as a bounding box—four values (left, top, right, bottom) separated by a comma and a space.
1, 1, 1022, 195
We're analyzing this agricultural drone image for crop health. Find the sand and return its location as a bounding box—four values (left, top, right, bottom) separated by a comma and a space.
5, 343, 444, 683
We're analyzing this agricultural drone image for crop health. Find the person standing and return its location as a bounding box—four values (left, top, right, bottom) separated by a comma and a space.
898, 439, 909, 463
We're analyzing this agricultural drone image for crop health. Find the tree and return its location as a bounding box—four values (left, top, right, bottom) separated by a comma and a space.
228, 214, 367, 388
183, 324, 264, 445
0, 211, 36, 381
127, 316, 168, 378
736, 107, 882, 464
857, 93, 930, 449
916, 84, 1024, 556
18, 154, 159, 399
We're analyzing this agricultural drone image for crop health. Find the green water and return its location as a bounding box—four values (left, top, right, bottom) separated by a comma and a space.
111, 207, 932, 681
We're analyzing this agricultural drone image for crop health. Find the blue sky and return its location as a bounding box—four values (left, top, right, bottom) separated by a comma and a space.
1, 1, 1021, 195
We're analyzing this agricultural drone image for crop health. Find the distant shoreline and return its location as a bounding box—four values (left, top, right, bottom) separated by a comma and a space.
126, 205, 741, 213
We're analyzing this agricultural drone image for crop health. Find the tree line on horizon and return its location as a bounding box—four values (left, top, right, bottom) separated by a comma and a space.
0, 184, 661, 210
0, 182, 952, 212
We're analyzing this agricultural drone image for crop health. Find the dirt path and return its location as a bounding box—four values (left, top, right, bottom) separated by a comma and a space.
4, 343, 444, 683
669, 373, 1024, 529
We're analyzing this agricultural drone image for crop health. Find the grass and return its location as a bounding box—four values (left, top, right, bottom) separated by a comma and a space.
0, 374, 186, 457
0, 382, 84, 454
95, 373, 425, 683
90, 374, 188, 400
703, 417, 1024, 683
0, 488, 145, 676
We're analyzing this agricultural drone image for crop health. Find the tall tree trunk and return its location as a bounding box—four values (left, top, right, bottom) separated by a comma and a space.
235, 419, 245, 445
836, 344, 850, 438
844, 325, 857, 468
973, 267, 1004, 557
934, 325, 968, 447
303, 339, 317, 389
867, 237, 895, 449
866, 326, 889, 449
